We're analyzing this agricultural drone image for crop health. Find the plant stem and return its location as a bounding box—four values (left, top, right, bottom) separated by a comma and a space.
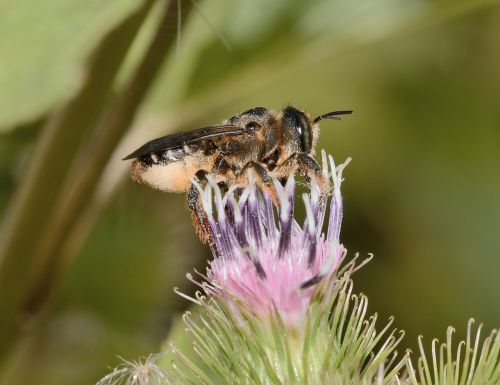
23, 0, 192, 320
0, 0, 155, 371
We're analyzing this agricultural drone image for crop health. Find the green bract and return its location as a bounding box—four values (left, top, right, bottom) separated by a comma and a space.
168, 260, 408, 385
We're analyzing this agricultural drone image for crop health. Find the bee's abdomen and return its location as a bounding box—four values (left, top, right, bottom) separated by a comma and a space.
137, 147, 183, 166
131, 147, 216, 193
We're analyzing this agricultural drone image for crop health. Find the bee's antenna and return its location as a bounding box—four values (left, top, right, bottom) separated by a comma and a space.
314, 110, 353, 124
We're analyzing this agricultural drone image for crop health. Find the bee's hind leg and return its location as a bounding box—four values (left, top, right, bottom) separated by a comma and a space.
187, 170, 215, 247
188, 157, 233, 248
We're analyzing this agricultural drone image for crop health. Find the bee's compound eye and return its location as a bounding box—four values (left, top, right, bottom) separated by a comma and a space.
281, 107, 313, 153
245, 122, 260, 131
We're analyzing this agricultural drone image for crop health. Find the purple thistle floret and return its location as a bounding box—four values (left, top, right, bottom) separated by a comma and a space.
190, 151, 350, 327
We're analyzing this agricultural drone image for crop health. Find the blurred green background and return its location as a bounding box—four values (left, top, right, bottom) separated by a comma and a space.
0, 0, 499, 384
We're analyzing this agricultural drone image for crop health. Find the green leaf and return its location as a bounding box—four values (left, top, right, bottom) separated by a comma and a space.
0, 0, 142, 131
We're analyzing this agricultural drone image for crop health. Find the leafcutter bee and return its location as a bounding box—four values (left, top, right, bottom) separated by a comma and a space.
123, 106, 352, 244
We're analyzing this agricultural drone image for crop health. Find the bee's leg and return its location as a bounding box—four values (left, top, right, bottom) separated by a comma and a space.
212, 154, 231, 175
188, 156, 232, 247
276, 153, 329, 193
238, 161, 279, 204
187, 170, 215, 247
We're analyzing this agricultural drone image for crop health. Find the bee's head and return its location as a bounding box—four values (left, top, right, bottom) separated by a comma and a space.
281, 107, 353, 156
280, 106, 317, 156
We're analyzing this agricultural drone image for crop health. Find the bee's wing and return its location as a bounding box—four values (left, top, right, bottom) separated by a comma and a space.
123, 124, 243, 160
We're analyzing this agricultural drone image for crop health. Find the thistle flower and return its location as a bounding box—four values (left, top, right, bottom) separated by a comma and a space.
187, 151, 348, 328
170, 261, 407, 385
167, 152, 408, 384
96, 150, 500, 385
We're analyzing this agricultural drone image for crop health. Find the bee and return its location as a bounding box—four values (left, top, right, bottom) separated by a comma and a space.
123, 106, 351, 243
